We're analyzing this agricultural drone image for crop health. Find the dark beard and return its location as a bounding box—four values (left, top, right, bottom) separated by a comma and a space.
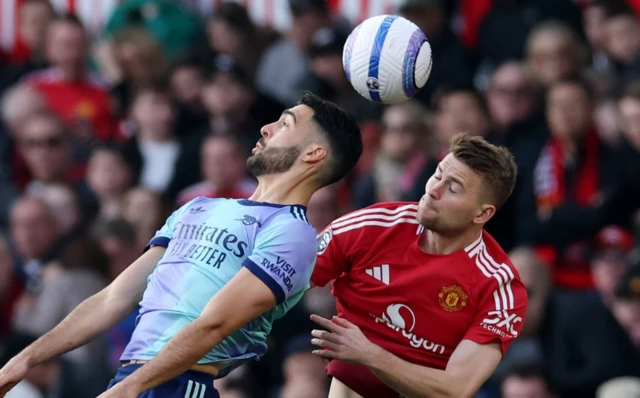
246, 144, 301, 177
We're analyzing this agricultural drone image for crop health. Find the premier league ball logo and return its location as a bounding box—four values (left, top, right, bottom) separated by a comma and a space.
366, 77, 380, 91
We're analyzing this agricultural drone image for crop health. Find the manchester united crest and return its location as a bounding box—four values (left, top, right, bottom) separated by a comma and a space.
438, 285, 468, 312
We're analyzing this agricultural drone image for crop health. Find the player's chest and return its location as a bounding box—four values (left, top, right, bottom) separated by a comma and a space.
336, 256, 477, 347
165, 205, 263, 268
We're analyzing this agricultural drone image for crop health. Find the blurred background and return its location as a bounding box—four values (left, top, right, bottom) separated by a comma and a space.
1, 0, 640, 397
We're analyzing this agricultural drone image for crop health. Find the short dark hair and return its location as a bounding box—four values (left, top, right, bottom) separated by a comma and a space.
433, 82, 489, 115
449, 133, 517, 209
604, 1, 637, 20
619, 80, 640, 102
51, 12, 84, 30
93, 218, 137, 244
212, 2, 255, 35
549, 77, 596, 103
502, 362, 547, 383
299, 91, 362, 186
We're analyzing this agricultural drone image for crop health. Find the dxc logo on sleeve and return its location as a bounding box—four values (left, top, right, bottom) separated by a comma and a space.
481, 310, 522, 337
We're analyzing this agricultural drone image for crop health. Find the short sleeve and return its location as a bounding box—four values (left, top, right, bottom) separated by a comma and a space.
145, 197, 201, 251
242, 216, 317, 304
463, 275, 528, 355
311, 224, 350, 288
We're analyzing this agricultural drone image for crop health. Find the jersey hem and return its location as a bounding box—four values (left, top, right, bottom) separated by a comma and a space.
144, 236, 171, 252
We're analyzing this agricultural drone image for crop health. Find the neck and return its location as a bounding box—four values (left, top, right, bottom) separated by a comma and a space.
249, 173, 316, 206
419, 226, 482, 255
139, 129, 173, 142
60, 66, 84, 82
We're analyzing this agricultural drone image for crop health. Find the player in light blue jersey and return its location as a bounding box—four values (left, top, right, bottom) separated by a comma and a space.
0, 92, 363, 398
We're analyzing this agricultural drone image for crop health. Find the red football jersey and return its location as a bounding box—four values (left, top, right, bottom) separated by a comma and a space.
312, 202, 528, 398
25, 68, 117, 142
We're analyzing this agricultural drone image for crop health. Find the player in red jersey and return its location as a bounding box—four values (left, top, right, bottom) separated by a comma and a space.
309, 133, 527, 398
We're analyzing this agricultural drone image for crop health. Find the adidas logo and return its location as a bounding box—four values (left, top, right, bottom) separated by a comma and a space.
189, 206, 205, 214
365, 264, 390, 285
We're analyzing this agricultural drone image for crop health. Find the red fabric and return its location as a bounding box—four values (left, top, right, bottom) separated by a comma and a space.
459, 0, 492, 49
534, 131, 600, 289
312, 202, 527, 398
26, 69, 118, 142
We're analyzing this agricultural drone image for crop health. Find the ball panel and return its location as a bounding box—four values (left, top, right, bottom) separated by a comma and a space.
365, 15, 398, 103
414, 41, 433, 89
347, 17, 386, 101
402, 29, 427, 98
378, 17, 415, 103
342, 23, 361, 84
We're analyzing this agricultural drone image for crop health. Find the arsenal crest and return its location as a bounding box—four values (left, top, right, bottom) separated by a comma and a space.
438, 285, 468, 312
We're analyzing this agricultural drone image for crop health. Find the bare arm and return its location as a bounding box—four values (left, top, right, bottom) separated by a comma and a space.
22, 247, 164, 367
311, 316, 502, 398
367, 340, 501, 398
102, 267, 277, 396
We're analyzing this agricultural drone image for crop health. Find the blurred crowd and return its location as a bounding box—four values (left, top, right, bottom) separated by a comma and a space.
0, 0, 640, 397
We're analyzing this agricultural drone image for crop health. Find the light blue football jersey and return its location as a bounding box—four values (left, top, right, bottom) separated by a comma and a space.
120, 197, 317, 376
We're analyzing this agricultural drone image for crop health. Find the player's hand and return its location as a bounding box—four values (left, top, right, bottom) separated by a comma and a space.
0, 354, 30, 397
310, 315, 382, 367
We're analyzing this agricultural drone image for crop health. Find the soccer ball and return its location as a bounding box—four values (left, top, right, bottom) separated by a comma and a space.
343, 15, 433, 104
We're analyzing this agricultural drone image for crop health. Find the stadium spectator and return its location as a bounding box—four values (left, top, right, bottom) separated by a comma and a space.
15, 112, 82, 195
176, 135, 256, 207
352, 100, 431, 208
0, 0, 54, 91
519, 78, 624, 289
583, 0, 615, 76
84, 146, 134, 220
500, 362, 555, 398
612, 257, 640, 348
25, 14, 117, 143
120, 84, 181, 195
207, 2, 266, 80
397, 0, 473, 106
257, 0, 329, 106
604, 3, 640, 94
169, 54, 209, 135
525, 21, 586, 89
34, 184, 82, 238
9, 196, 63, 293
120, 187, 165, 248
106, 28, 171, 116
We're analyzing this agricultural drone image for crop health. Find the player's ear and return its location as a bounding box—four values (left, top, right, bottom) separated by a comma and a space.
301, 144, 328, 164
473, 204, 496, 225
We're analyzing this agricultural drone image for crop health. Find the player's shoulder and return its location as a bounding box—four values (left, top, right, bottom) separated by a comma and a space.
464, 231, 522, 286
327, 201, 419, 236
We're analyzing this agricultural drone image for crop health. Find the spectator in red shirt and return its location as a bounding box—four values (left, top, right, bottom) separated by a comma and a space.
25, 14, 117, 145
520, 78, 625, 290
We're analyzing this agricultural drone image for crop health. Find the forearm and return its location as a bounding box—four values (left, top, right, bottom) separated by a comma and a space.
23, 289, 135, 367
366, 348, 459, 398
119, 318, 222, 393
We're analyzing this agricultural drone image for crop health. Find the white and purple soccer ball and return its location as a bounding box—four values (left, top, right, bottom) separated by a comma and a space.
343, 15, 433, 104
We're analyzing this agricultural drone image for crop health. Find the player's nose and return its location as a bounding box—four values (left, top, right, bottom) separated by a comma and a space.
260, 122, 275, 139
427, 182, 442, 200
